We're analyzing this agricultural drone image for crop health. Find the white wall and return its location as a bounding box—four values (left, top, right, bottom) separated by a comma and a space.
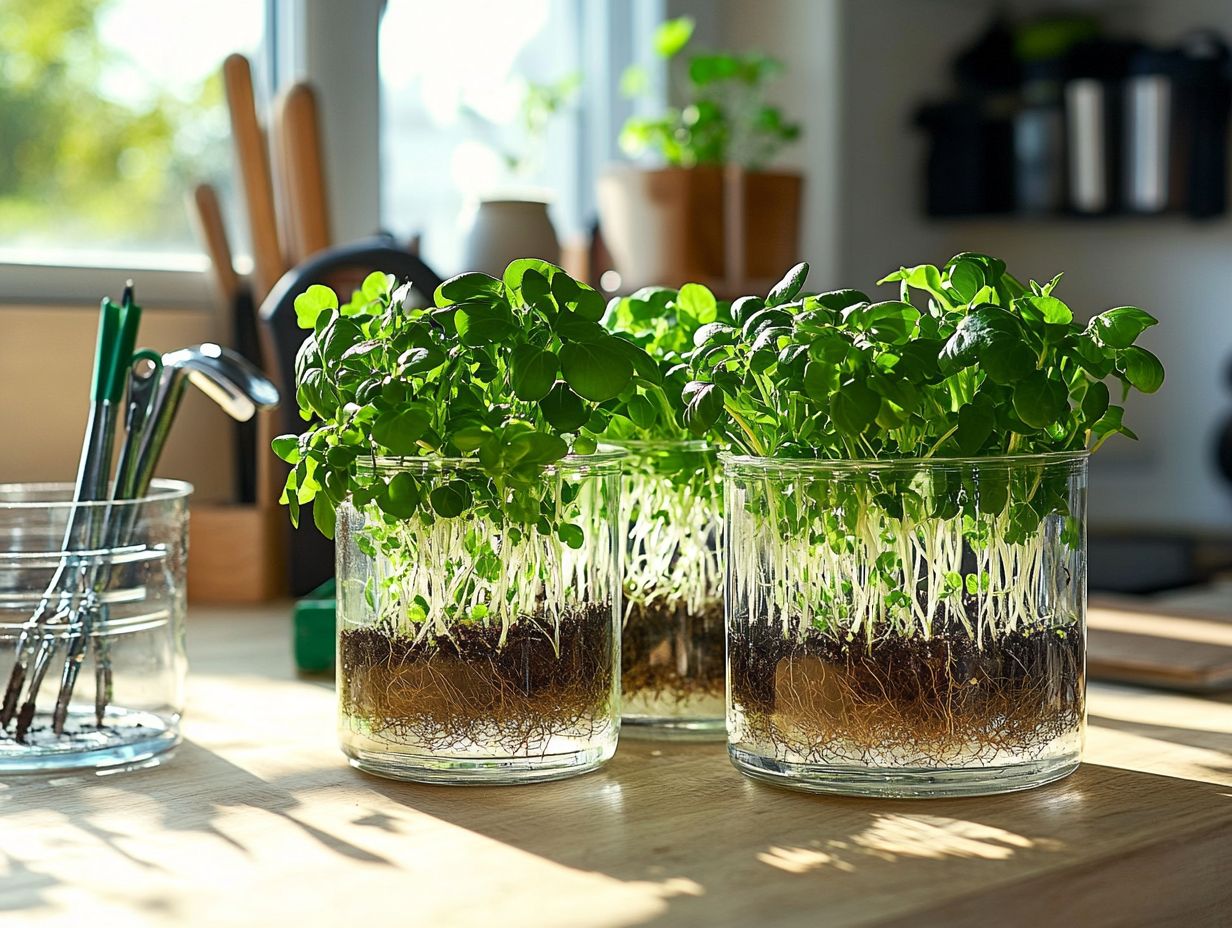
0, 305, 236, 503
715, 0, 1232, 532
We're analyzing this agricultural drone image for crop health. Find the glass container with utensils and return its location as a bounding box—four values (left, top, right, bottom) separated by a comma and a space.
0, 480, 191, 773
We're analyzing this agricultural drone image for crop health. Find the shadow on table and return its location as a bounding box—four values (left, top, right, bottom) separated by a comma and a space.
3, 738, 1230, 927
0, 739, 394, 916
1090, 712, 1232, 756
352, 744, 1232, 927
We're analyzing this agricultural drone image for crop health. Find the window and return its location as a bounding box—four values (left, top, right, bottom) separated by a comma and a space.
379, 0, 663, 277
0, 0, 264, 267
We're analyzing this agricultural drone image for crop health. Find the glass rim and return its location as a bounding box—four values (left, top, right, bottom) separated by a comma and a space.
366, 449, 627, 477
602, 438, 714, 453
720, 450, 1089, 473
0, 478, 194, 511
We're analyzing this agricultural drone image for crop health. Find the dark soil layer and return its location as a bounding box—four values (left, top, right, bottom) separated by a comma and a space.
729, 617, 1084, 766
340, 603, 614, 753
621, 598, 725, 708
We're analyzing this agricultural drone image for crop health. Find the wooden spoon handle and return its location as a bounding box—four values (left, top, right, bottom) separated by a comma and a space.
275, 82, 332, 263
223, 53, 286, 300
188, 183, 240, 303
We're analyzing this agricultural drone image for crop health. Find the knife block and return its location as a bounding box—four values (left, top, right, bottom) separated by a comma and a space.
187, 409, 288, 603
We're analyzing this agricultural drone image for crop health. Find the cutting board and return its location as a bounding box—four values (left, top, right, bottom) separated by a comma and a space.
1088, 584, 1232, 691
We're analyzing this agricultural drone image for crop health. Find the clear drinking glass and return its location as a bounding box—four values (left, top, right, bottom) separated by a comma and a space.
0, 480, 191, 773
335, 453, 623, 784
614, 440, 724, 737
724, 453, 1087, 797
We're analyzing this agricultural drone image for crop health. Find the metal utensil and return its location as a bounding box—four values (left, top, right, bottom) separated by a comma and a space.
131, 344, 280, 499
54, 351, 164, 732
1, 290, 133, 736
48, 344, 279, 731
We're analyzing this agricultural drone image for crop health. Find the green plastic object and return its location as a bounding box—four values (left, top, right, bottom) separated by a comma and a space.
293, 580, 336, 674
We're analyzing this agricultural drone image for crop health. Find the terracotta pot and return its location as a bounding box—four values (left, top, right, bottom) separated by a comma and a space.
462, 198, 561, 277
596, 165, 803, 291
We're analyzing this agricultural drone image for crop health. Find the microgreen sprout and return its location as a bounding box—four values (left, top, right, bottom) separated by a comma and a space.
687, 254, 1162, 646
273, 263, 659, 639
600, 284, 729, 616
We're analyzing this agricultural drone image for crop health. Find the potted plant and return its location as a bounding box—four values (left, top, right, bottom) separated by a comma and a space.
684, 254, 1163, 796
597, 17, 802, 293
462, 74, 580, 276
598, 281, 730, 736
273, 261, 660, 783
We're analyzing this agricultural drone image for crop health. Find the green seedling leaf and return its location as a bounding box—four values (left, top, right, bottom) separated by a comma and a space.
502, 258, 562, 302
848, 301, 920, 345
677, 282, 718, 323
271, 434, 302, 464
975, 467, 1009, 515
361, 271, 393, 302
454, 302, 516, 346
1087, 306, 1158, 349
551, 274, 606, 321
371, 406, 429, 455
956, 400, 994, 455
434, 272, 503, 307
511, 345, 558, 401
1116, 346, 1165, 393
609, 336, 665, 386
625, 394, 657, 428
830, 380, 879, 435
509, 431, 568, 466
556, 522, 585, 549
1081, 380, 1110, 426
539, 382, 588, 432
429, 480, 472, 518
560, 339, 633, 401
312, 492, 337, 538
554, 311, 607, 343
451, 425, 491, 453
766, 262, 809, 306
940, 305, 1021, 370
812, 289, 871, 313
682, 381, 723, 436
1013, 374, 1068, 429
1090, 405, 1138, 448
693, 322, 735, 348
294, 285, 338, 329
981, 339, 1037, 385
1016, 295, 1073, 325
399, 345, 447, 373
731, 295, 764, 325
379, 472, 421, 519
946, 259, 984, 303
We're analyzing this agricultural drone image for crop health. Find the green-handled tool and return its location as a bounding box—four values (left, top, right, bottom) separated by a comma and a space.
1, 284, 137, 739
50, 293, 153, 734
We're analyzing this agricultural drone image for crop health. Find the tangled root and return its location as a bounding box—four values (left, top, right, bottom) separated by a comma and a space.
340, 603, 614, 755
730, 621, 1084, 767
621, 597, 725, 708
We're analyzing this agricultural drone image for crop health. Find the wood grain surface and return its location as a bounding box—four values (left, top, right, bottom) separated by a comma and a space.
1089, 587, 1232, 691
3, 607, 1230, 928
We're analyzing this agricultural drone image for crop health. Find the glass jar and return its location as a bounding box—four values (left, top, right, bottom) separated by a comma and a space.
723, 453, 1087, 797
336, 453, 623, 783
0, 480, 191, 773
613, 440, 724, 737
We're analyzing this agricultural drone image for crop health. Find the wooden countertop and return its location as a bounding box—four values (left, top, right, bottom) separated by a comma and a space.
4, 606, 1231, 928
